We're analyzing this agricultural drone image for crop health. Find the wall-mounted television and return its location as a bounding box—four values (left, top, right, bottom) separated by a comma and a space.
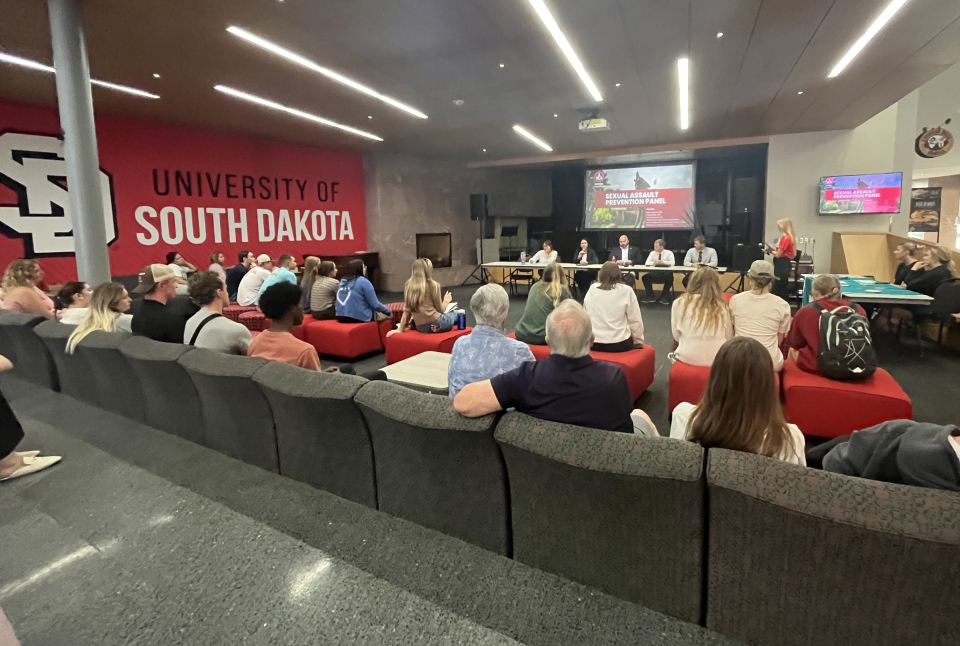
819, 172, 903, 215
583, 163, 695, 229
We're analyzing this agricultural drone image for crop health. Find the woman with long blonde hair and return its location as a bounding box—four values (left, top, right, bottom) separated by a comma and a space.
0, 259, 55, 318
299, 256, 321, 314
515, 261, 572, 345
66, 283, 133, 354
670, 336, 805, 464
670, 266, 732, 366
904, 246, 958, 296
583, 261, 644, 352
390, 258, 455, 334
772, 217, 797, 299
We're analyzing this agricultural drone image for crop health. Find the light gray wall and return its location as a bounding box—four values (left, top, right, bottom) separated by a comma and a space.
364, 152, 551, 290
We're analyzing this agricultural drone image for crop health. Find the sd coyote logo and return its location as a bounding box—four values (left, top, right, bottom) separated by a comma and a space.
0, 132, 116, 256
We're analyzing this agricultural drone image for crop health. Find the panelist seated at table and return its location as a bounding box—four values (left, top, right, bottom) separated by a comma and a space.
527, 240, 559, 264
641, 239, 675, 304
513, 262, 572, 345
584, 262, 645, 353
607, 234, 643, 266
681, 236, 718, 288
572, 239, 600, 295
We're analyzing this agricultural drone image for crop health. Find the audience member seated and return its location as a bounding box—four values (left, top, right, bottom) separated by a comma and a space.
208, 251, 227, 282
670, 266, 732, 366
528, 239, 558, 264
572, 238, 599, 295
771, 217, 797, 300
641, 239, 675, 304
892, 241, 922, 285
0, 354, 61, 482
236, 254, 274, 306
447, 284, 535, 398
389, 258, 455, 336
299, 256, 320, 315
584, 261, 644, 353
225, 250, 255, 301
902, 246, 956, 297
56, 281, 93, 325
681, 236, 718, 288
309, 261, 339, 320
670, 336, 805, 465
335, 259, 392, 324
729, 260, 791, 371
454, 300, 656, 435
807, 420, 960, 491
183, 271, 252, 355
131, 264, 190, 343
784, 274, 867, 376
257, 254, 299, 305
514, 261, 571, 345
165, 250, 196, 287
66, 283, 133, 353
249, 282, 320, 371
0, 259, 55, 318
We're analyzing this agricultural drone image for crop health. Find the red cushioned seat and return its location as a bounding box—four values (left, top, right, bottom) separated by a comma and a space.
223, 304, 257, 322
506, 333, 551, 360
781, 359, 912, 438
591, 346, 656, 400
385, 327, 472, 365
722, 293, 734, 303
303, 318, 391, 359
669, 360, 780, 413
238, 310, 271, 332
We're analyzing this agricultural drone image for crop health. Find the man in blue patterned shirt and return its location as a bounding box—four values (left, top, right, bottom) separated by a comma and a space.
448, 284, 535, 397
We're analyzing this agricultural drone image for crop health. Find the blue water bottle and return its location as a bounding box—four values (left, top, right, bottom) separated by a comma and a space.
456, 309, 467, 330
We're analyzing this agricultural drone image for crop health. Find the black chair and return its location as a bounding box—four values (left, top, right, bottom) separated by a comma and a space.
75, 331, 145, 422
34, 320, 97, 404
929, 279, 960, 345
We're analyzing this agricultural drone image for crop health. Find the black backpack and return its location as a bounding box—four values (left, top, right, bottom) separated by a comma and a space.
812, 303, 876, 381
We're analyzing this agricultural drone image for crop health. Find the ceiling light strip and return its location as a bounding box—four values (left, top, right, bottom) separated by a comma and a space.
512, 124, 553, 152
678, 57, 689, 130
226, 26, 428, 119
214, 85, 383, 141
0, 51, 159, 98
526, 0, 603, 103
827, 0, 910, 78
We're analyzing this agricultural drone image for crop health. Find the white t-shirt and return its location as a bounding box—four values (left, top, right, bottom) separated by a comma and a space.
583, 283, 644, 345
183, 307, 252, 355
236, 266, 272, 306
728, 291, 791, 371
167, 263, 188, 280
644, 249, 675, 267
670, 402, 806, 465
529, 249, 558, 264
671, 296, 733, 366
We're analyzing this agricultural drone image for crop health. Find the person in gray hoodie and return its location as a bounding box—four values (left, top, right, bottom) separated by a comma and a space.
807, 420, 960, 492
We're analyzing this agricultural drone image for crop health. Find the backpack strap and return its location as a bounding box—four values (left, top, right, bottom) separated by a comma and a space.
189, 313, 223, 345
811, 302, 825, 313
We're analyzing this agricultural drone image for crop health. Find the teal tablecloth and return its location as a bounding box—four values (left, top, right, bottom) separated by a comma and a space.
801, 274, 931, 305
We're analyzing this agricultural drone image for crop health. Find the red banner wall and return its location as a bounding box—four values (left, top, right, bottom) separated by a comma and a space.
0, 100, 367, 284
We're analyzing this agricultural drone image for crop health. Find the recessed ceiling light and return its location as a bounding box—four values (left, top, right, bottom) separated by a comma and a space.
512, 124, 552, 152
214, 85, 382, 141
827, 0, 910, 78
0, 51, 160, 99
716, 32, 723, 38
553, 113, 558, 117
482, 148, 487, 152
499, 63, 505, 68
797, 91, 804, 95
367, 115, 372, 119
226, 26, 427, 119
677, 57, 690, 130
453, 99, 465, 106
615, 82, 621, 87
153, 73, 160, 79
526, 0, 603, 102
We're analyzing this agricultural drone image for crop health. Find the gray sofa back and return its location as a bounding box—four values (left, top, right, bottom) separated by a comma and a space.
254, 362, 376, 508
120, 336, 205, 444
495, 413, 705, 623
706, 449, 960, 646
355, 381, 509, 555
179, 348, 278, 472
34, 319, 97, 404
0, 310, 58, 390
75, 331, 143, 421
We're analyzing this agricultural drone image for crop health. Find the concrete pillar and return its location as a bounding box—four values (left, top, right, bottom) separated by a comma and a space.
48, 0, 111, 283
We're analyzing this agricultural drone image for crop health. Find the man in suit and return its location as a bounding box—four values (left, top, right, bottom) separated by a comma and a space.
608, 235, 644, 287
681, 235, 719, 287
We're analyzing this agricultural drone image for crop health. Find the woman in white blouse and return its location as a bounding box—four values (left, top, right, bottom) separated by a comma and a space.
670, 266, 732, 366
670, 337, 805, 465
583, 261, 644, 353
528, 240, 558, 264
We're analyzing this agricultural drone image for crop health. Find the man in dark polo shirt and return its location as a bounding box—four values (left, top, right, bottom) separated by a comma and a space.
453, 300, 656, 434
225, 250, 255, 302
131, 264, 190, 344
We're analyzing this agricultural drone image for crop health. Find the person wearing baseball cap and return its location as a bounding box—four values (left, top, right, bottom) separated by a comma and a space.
236, 254, 275, 306
727, 260, 792, 371
131, 264, 191, 343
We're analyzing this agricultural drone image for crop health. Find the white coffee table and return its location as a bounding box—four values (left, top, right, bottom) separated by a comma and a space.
380, 351, 451, 395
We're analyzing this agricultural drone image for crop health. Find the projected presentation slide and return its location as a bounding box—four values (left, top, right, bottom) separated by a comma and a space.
583, 164, 694, 230
819, 172, 903, 215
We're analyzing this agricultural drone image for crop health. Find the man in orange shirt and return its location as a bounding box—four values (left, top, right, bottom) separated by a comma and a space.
247, 282, 321, 371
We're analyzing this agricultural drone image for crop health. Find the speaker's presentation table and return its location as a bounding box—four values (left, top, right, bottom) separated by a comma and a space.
480, 261, 727, 285
801, 274, 933, 307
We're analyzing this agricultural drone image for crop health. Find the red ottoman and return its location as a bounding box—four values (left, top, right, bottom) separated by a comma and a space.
238, 310, 271, 332
223, 304, 257, 322
722, 293, 734, 303
385, 327, 472, 365
781, 359, 913, 438
303, 319, 387, 358
591, 346, 656, 400
507, 333, 551, 360
668, 361, 712, 412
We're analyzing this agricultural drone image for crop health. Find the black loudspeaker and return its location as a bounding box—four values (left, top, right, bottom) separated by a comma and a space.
470, 194, 488, 221
732, 244, 764, 272
730, 211, 764, 245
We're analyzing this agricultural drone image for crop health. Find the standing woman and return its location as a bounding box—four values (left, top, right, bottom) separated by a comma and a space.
0, 353, 61, 481
771, 218, 797, 300
56, 281, 93, 324
670, 266, 732, 366
389, 258, 455, 335
0, 259, 55, 318
299, 256, 320, 315
514, 261, 572, 345
310, 261, 340, 320
65, 283, 134, 353
335, 259, 392, 323
573, 238, 599, 296
208, 252, 227, 282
